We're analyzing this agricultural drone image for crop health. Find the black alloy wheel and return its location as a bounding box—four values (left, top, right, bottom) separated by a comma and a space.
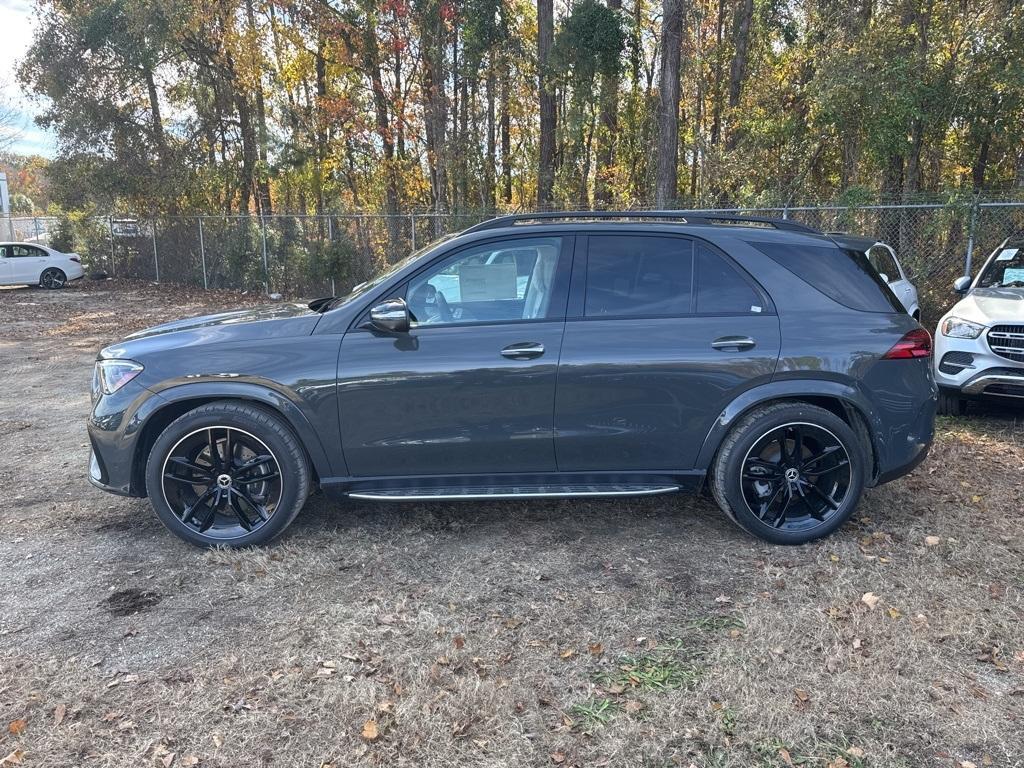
161, 426, 283, 540
40, 267, 67, 289
740, 422, 852, 533
146, 401, 311, 547
710, 402, 865, 544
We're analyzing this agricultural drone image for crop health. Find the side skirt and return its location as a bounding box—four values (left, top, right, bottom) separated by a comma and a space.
319, 470, 705, 502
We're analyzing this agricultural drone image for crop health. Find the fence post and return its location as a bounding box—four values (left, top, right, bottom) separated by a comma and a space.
151, 218, 160, 282
198, 217, 208, 289
410, 213, 416, 251
963, 195, 980, 277
108, 215, 116, 277
260, 213, 270, 294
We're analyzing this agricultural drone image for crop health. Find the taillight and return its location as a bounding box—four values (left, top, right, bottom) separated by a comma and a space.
882, 328, 932, 359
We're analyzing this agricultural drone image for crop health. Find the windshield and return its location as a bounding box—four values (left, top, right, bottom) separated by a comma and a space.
322, 232, 461, 311
977, 244, 1024, 288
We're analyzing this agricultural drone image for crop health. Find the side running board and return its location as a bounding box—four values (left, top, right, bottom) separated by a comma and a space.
347, 484, 680, 501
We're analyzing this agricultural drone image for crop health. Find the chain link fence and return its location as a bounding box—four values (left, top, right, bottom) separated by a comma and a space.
6, 199, 1024, 323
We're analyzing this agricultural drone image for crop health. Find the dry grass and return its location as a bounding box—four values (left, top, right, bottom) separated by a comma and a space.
1, 280, 1022, 768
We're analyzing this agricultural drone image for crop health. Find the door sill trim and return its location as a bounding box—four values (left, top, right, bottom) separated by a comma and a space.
347, 485, 680, 501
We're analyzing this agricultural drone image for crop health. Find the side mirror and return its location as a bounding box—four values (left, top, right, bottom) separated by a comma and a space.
879, 272, 890, 284
953, 275, 971, 294
369, 298, 410, 333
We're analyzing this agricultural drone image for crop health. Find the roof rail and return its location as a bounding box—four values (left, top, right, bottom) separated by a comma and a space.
461, 210, 821, 235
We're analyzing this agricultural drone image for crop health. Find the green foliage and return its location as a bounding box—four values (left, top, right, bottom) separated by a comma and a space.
553, 0, 625, 88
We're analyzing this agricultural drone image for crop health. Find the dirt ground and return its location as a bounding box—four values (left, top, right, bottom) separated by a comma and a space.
1, 280, 1022, 768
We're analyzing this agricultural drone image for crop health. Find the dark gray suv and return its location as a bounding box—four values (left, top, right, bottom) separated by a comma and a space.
87, 212, 937, 548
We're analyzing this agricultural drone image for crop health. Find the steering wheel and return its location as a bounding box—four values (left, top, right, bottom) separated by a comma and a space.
408, 283, 453, 324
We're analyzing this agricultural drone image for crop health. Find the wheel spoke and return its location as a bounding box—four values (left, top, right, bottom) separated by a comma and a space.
194, 489, 222, 532
795, 483, 825, 521
792, 425, 804, 462
235, 454, 274, 474
804, 458, 850, 477
229, 491, 255, 529
239, 470, 280, 483
743, 458, 782, 480
807, 483, 840, 511
181, 486, 217, 523
234, 487, 271, 522
771, 488, 793, 527
757, 481, 785, 520
166, 457, 213, 478
208, 428, 222, 470
800, 445, 840, 469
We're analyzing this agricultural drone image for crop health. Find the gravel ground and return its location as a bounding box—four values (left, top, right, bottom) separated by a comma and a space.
1, 280, 1022, 768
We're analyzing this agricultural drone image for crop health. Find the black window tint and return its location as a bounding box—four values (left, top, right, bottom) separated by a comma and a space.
751, 241, 904, 313
585, 235, 693, 317
696, 245, 762, 314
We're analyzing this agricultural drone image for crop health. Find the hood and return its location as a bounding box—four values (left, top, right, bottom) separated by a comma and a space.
100, 303, 320, 360
947, 287, 1024, 326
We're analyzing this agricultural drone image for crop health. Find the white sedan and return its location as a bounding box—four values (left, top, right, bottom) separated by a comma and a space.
0, 242, 85, 288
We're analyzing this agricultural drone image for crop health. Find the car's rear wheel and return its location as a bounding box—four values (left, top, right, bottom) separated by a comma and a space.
145, 401, 311, 547
710, 402, 866, 544
937, 387, 967, 417
40, 267, 67, 289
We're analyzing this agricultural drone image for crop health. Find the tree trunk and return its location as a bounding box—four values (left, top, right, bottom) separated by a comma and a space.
537, 0, 556, 208
421, 8, 449, 224
655, 0, 684, 207
708, 0, 726, 148
500, 63, 512, 204
594, 0, 622, 208
486, 53, 497, 211
364, 18, 401, 253
725, 0, 753, 150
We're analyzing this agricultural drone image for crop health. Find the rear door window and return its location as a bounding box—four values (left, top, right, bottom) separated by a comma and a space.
585, 235, 693, 317
866, 245, 900, 283
695, 245, 764, 314
751, 241, 904, 313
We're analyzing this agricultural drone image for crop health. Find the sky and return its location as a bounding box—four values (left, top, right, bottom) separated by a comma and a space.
1, 0, 56, 157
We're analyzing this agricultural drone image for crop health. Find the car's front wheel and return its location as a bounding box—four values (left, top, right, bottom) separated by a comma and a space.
39, 267, 67, 289
710, 402, 866, 545
145, 401, 311, 547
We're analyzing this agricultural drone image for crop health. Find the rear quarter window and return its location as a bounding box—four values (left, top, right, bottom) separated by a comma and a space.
750, 241, 905, 313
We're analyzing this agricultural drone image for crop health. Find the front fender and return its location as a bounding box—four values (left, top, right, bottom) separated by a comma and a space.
142, 379, 339, 480
693, 379, 879, 474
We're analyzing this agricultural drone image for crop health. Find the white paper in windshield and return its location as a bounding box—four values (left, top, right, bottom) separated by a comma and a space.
1002, 267, 1024, 284
459, 262, 518, 301
995, 248, 1019, 261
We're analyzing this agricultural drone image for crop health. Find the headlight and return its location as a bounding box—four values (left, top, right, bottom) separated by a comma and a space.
94, 359, 144, 394
940, 317, 985, 339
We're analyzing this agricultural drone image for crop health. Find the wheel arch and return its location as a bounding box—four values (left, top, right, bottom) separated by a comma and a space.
130, 383, 335, 496
696, 382, 880, 485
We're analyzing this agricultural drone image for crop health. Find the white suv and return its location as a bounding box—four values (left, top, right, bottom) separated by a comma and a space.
934, 237, 1024, 415
832, 234, 920, 318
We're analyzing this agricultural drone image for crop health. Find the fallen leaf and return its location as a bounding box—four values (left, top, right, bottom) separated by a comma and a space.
53, 703, 66, 726
160, 752, 176, 768
924, 535, 941, 547
559, 649, 575, 660
550, 752, 566, 764
793, 689, 811, 710
971, 495, 982, 504
361, 719, 380, 742
846, 746, 865, 758
624, 700, 644, 714
887, 607, 902, 619
588, 643, 603, 656
7, 720, 25, 736
778, 747, 794, 766
826, 758, 849, 768
180, 758, 200, 767
0, 751, 24, 766
861, 592, 880, 610
453, 635, 465, 650
960, 762, 978, 768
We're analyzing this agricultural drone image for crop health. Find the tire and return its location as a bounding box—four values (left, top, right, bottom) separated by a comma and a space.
937, 387, 967, 417
145, 401, 311, 547
710, 402, 866, 545
39, 267, 67, 289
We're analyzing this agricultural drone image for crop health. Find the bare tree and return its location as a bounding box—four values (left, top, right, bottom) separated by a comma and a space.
537, 0, 556, 208
655, 0, 684, 207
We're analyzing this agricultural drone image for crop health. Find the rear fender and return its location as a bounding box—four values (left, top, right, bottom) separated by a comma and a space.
694, 379, 880, 478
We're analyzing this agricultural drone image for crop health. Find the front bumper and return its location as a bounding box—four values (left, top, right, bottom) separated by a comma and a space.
934, 330, 1024, 400
87, 380, 161, 498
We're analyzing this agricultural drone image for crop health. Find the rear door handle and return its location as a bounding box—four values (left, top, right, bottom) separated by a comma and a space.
711, 336, 756, 352
501, 342, 545, 360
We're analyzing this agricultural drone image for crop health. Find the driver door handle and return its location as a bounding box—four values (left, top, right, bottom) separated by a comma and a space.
711, 336, 756, 352
501, 342, 545, 360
